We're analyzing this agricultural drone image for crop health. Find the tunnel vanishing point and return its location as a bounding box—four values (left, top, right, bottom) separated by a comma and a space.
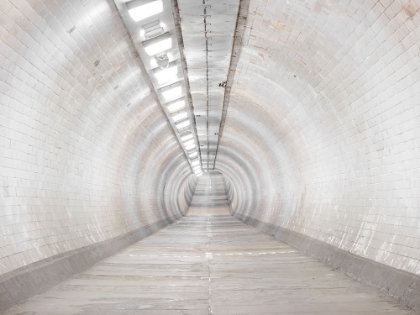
1, 0, 420, 314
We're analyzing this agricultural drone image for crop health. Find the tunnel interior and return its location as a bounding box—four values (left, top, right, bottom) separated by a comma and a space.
1, 0, 420, 313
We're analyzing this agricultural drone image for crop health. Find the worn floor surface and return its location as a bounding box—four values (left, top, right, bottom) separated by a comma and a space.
3, 173, 417, 314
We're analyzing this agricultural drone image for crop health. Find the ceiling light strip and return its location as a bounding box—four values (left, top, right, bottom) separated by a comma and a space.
114, 0, 201, 175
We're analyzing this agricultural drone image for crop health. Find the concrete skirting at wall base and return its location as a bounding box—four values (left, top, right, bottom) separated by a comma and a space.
0, 216, 180, 312
235, 214, 420, 312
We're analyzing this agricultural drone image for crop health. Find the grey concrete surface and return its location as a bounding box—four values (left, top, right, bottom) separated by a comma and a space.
0, 217, 178, 313
235, 214, 420, 313
2, 172, 418, 315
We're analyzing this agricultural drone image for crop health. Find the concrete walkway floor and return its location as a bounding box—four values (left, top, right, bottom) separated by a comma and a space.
3, 173, 418, 314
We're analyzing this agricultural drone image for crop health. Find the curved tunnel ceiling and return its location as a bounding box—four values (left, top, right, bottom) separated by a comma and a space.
1, 0, 420, 281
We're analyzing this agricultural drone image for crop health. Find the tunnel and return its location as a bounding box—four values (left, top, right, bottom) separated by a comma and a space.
1, 0, 420, 313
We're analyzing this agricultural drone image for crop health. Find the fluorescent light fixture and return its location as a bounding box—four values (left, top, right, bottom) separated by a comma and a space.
163, 86, 181, 100
153, 63, 178, 84
143, 33, 172, 56
186, 144, 196, 151
166, 99, 185, 113
161, 82, 182, 101
185, 144, 195, 150
172, 111, 188, 122
192, 160, 200, 166
189, 151, 198, 158
183, 139, 194, 146
127, 0, 163, 22
181, 134, 193, 141
196, 172, 203, 177
175, 120, 190, 130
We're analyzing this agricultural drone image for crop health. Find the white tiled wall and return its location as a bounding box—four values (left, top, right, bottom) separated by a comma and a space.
0, 0, 192, 276
2, 0, 419, 279
219, 0, 420, 275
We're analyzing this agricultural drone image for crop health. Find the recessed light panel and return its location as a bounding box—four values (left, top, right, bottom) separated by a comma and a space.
143, 33, 172, 56
127, 0, 163, 22
183, 139, 194, 146
176, 120, 190, 130
188, 151, 198, 158
172, 111, 188, 122
181, 134, 193, 141
154, 64, 178, 84
166, 99, 185, 113
161, 82, 183, 100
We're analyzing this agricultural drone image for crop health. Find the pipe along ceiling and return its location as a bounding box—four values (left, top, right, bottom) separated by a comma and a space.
1, 0, 420, 284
